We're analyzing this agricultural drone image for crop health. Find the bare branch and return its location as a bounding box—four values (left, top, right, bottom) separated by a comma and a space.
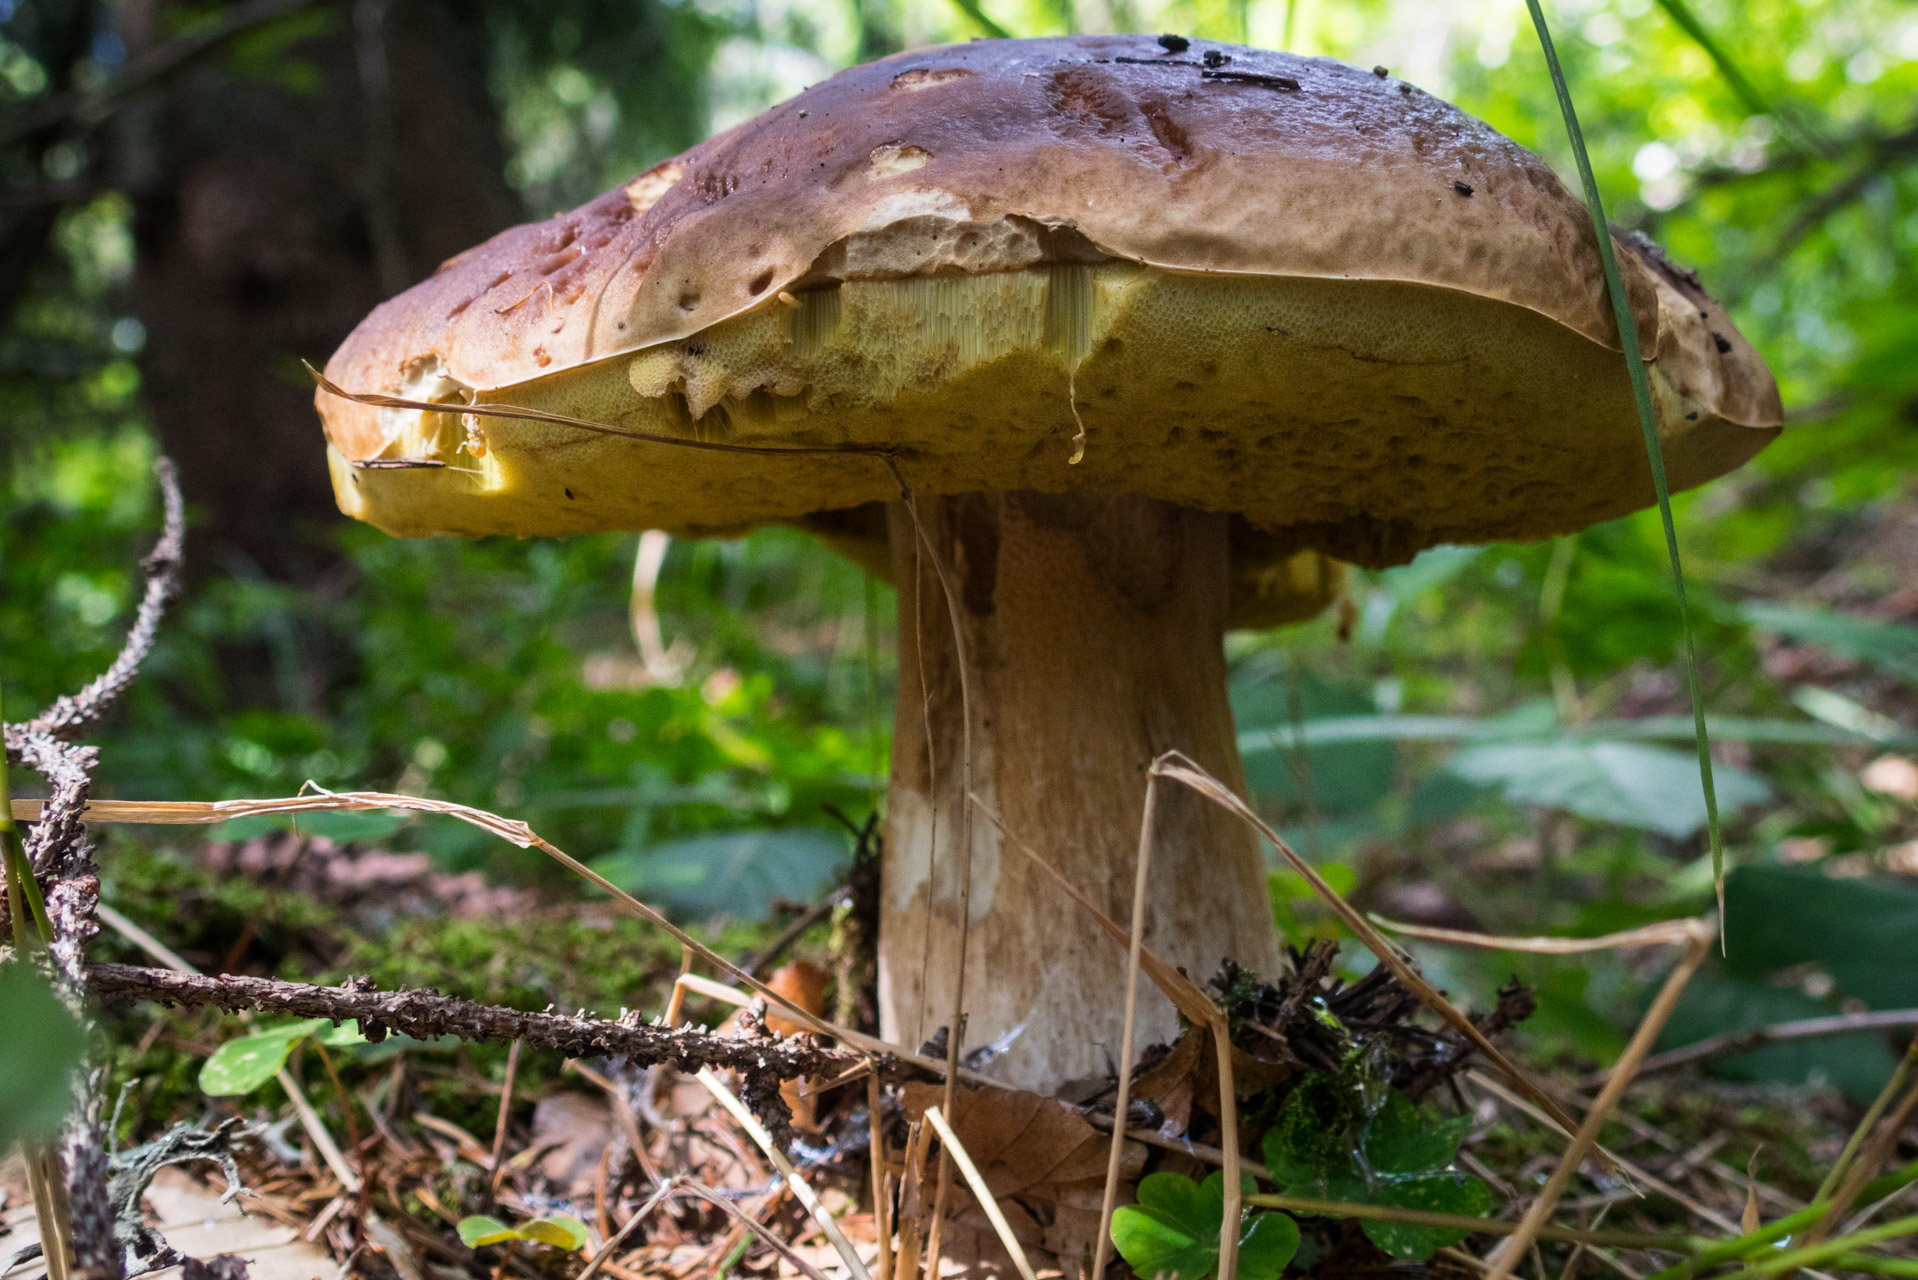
22, 458, 186, 746
85, 963, 879, 1086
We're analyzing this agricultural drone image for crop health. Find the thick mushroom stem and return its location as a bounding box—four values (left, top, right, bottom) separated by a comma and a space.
881, 490, 1284, 1094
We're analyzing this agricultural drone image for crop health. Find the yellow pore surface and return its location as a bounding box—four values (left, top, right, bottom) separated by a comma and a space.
329, 261, 1742, 563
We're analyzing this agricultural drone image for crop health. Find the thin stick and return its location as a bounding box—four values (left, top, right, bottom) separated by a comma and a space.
489, 1038, 523, 1194
1628, 1009, 1918, 1079
924, 1105, 1040, 1280
1481, 926, 1712, 1280
695, 1068, 872, 1280
92, 902, 361, 1192
891, 480, 978, 1280
867, 1072, 894, 1280
1151, 753, 1596, 1154
576, 1179, 675, 1280
1090, 775, 1163, 1280
1242, 1193, 1703, 1251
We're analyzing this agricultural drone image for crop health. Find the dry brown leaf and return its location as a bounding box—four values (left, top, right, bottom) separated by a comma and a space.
900, 1083, 1106, 1197
532, 1093, 614, 1195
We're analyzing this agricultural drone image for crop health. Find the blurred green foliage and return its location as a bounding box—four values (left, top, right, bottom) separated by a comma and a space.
2, 0, 1917, 1108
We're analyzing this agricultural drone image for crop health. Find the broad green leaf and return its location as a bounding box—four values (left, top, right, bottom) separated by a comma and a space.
1364, 1175, 1492, 1260
1111, 1173, 1296, 1280
1231, 677, 1395, 816
1236, 1209, 1303, 1280
1724, 866, 1918, 1015
1660, 968, 1897, 1105
457, 1216, 518, 1248
1110, 1202, 1218, 1280
0, 964, 85, 1146
1239, 712, 1904, 753
1364, 1091, 1470, 1176
316, 1021, 368, 1047
517, 1217, 590, 1250
1742, 602, 1918, 686
199, 1019, 322, 1097
1444, 740, 1769, 838
593, 827, 846, 920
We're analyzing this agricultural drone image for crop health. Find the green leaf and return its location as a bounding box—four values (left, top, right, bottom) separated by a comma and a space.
198, 1019, 322, 1097
1443, 740, 1768, 838
457, 1216, 519, 1248
1741, 602, 1918, 686
1724, 866, 1918, 1014
1364, 1175, 1492, 1260
1111, 1173, 1297, 1280
1231, 677, 1395, 816
517, 1217, 590, 1250
1364, 1091, 1470, 1176
0, 964, 86, 1146
1661, 968, 1897, 1105
592, 827, 846, 920
315, 1021, 368, 1047
1261, 1075, 1364, 1196
1236, 1209, 1303, 1280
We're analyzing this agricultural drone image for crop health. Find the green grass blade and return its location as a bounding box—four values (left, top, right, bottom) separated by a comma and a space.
1651, 0, 1819, 154
1521, 0, 1729, 930
948, 0, 1011, 39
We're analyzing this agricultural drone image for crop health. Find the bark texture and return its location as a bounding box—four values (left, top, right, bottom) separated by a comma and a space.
120, 0, 519, 583
881, 491, 1282, 1094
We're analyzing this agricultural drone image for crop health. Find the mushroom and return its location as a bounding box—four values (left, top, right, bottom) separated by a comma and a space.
314, 36, 1780, 1094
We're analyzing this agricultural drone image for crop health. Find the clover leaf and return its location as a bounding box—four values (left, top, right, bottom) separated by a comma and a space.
1110, 1171, 1300, 1280
1260, 1075, 1492, 1262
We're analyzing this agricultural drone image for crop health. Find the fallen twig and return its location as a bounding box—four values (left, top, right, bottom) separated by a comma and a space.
1621, 1008, 1918, 1080
86, 963, 869, 1085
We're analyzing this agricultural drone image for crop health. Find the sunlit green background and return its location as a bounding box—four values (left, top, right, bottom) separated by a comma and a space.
4, 0, 1916, 1097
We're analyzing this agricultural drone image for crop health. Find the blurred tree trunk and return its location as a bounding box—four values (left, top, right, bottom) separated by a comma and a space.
119, 0, 520, 584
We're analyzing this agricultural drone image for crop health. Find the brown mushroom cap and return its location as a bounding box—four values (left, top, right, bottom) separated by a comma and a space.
317, 35, 1780, 571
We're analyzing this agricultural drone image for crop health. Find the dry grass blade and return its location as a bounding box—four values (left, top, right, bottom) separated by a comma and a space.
922, 1105, 1040, 1280
889, 478, 980, 1280
489, 1038, 523, 1193
674, 1182, 835, 1280
973, 793, 1244, 1277
971, 798, 1215, 1023
1149, 753, 1595, 1154
1091, 777, 1163, 1280
1371, 917, 1702, 952
310, 364, 894, 459
694, 1067, 872, 1280
1465, 1070, 1749, 1234
1481, 926, 1712, 1280
867, 1072, 893, 1280
577, 1179, 676, 1280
